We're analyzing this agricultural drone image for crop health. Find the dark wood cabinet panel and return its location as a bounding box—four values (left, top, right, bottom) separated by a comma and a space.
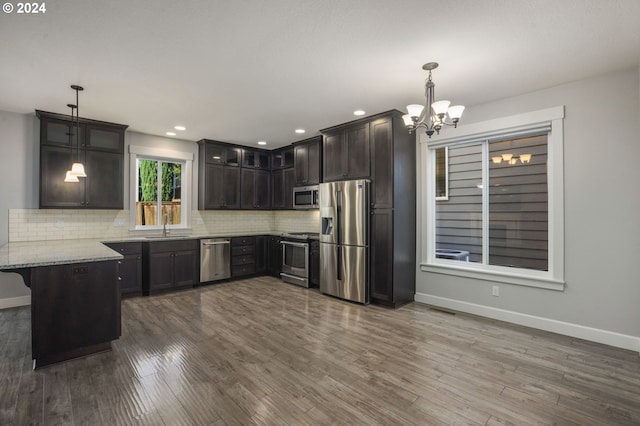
267, 236, 282, 277
231, 236, 256, 277
370, 209, 394, 302
271, 168, 295, 210
255, 235, 267, 273
84, 150, 123, 209
346, 123, 370, 179
322, 123, 369, 181
241, 168, 271, 209
203, 142, 241, 166
242, 149, 270, 169
201, 163, 241, 209
322, 132, 344, 182
31, 260, 120, 367
147, 251, 174, 291
294, 136, 322, 185
40, 145, 84, 207
85, 124, 124, 152
271, 147, 294, 169
104, 242, 142, 297
173, 249, 198, 288
371, 117, 393, 209
37, 110, 126, 209
143, 239, 197, 295
309, 239, 320, 287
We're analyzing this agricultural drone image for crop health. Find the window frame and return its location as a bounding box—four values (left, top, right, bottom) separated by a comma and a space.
128, 145, 193, 232
420, 106, 565, 291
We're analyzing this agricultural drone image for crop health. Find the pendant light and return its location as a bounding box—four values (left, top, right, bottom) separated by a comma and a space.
68, 85, 86, 178
64, 103, 80, 183
402, 62, 464, 138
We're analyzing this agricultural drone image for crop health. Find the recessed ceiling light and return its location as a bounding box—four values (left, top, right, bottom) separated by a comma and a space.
295, 129, 305, 134
174, 125, 186, 131
258, 141, 267, 146
166, 131, 176, 136
354, 110, 366, 116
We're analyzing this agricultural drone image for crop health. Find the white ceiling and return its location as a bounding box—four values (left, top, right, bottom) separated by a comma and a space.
1, 0, 639, 148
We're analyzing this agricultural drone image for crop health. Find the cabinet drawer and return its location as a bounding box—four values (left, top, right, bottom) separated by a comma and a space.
232, 255, 254, 266
105, 242, 142, 256
232, 264, 255, 277
231, 236, 255, 247
232, 245, 255, 256
147, 239, 197, 254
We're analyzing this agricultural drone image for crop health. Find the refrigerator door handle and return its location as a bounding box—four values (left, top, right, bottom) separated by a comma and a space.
336, 189, 342, 246
336, 245, 342, 281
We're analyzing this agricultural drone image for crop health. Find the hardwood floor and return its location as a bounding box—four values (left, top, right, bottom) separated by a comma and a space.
1, 276, 639, 425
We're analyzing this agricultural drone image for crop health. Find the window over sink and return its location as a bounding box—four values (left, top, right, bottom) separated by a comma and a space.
129, 145, 193, 231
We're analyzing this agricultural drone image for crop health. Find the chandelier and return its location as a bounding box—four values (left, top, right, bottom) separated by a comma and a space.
402, 62, 464, 138
64, 85, 87, 182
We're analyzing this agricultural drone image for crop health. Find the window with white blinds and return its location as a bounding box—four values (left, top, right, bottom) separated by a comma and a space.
422, 106, 565, 290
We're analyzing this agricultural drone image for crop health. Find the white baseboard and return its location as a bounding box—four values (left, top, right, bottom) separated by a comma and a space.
414, 292, 640, 353
0, 296, 31, 310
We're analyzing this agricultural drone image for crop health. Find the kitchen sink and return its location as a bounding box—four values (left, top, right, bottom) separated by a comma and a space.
144, 235, 189, 240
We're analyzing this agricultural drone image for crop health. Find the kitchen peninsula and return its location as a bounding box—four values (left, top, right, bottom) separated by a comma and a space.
0, 239, 123, 368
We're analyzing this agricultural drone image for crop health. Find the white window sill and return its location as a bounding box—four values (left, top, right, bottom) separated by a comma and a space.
420, 261, 565, 291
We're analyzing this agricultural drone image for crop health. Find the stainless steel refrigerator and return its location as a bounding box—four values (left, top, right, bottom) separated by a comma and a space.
319, 179, 370, 304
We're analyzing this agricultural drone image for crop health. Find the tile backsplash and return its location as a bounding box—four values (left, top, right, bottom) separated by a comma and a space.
8, 209, 320, 242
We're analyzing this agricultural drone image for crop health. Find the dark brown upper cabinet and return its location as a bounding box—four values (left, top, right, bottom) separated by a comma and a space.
321, 121, 370, 182
242, 149, 270, 170
37, 110, 127, 209
293, 136, 322, 186
271, 146, 294, 169
202, 141, 241, 166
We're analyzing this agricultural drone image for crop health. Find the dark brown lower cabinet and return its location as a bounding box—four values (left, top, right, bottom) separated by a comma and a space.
370, 209, 415, 307
30, 260, 121, 368
309, 239, 320, 287
255, 235, 267, 273
143, 239, 198, 295
104, 242, 142, 297
267, 235, 282, 277
231, 236, 256, 277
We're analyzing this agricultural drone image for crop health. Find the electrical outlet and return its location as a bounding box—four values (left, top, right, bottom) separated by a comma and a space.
196, 218, 204, 225
113, 219, 125, 227
55, 220, 64, 228
492, 286, 500, 297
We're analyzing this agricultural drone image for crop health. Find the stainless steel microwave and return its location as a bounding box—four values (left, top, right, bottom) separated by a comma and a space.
293, 185, 319, 209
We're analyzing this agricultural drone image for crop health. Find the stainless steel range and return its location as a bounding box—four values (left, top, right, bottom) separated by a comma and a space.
280, 232, 318, 288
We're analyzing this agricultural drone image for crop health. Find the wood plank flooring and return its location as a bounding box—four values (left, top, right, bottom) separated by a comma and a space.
1, 276, 639, 425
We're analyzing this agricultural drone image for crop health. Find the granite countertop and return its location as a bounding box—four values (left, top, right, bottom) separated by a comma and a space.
0, 231, 319, 270
0, 239, 123, 270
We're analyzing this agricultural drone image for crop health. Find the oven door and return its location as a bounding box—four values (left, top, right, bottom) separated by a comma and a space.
281, 240, 309, 281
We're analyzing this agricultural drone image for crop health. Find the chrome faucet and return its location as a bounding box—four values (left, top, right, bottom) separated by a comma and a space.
162, 213, 169, 237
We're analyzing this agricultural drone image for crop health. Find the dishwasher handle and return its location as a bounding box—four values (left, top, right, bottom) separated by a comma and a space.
202, 240, 230, 246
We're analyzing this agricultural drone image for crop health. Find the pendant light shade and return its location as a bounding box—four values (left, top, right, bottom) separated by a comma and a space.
70, 162, 87, 177
64, 170, 80, 182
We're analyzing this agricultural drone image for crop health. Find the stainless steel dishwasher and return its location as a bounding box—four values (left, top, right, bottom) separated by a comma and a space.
200, 238, 231, 283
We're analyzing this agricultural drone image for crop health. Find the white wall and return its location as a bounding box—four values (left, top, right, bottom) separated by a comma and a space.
0, 110, 38, 306
416, 67, 640, 351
